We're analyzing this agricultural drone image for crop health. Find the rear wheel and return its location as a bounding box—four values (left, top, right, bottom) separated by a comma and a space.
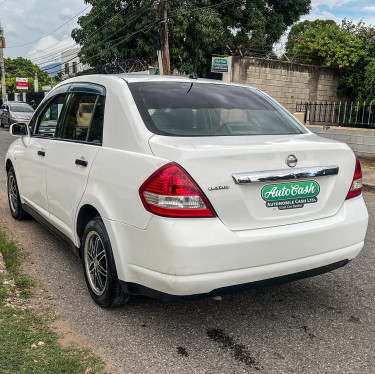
7, 167, 29, 220
82, 217, 130, 308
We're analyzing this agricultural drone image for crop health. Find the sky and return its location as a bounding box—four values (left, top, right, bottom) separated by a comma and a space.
1, 0, 375, 68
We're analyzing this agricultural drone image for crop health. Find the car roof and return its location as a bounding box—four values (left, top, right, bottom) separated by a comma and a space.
61, 73, 257, 89
117, 74, 224, 84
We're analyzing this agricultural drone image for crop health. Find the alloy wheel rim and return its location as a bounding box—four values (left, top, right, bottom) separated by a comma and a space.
8, 175, 18, 213
84, 231, 108, 296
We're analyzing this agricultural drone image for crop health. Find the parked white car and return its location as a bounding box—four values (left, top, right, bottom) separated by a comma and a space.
5, 75, 368, 307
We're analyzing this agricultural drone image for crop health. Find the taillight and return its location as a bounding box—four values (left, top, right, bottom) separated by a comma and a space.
139, 163, 215, 218
346, 156, 362, 200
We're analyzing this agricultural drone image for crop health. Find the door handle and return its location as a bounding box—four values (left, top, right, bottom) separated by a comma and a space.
37, 150, 45, 157
75, 159, 88, 167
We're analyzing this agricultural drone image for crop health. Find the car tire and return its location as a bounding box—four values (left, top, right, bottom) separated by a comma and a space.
82, 217, 130, 308
7, 167, 29, 220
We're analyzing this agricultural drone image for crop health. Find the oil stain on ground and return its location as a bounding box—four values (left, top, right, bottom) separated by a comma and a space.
207, 328, 262, 371
177, 346, 189, 357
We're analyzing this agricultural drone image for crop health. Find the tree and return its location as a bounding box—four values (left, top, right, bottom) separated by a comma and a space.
72, 0, 311, 76
365, 58, 375, 97
2, 57, 51, 94
285, 19, 375, 100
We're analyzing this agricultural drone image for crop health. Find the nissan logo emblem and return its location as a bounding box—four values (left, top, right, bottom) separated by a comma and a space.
286, 154, 298, 168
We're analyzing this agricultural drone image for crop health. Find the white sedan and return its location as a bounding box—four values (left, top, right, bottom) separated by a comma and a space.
5, 75, 368, 307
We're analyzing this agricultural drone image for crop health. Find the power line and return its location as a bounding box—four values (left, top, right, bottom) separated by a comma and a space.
168, 0, 243, 17
42, 15, 159, 74
41, 0, 293, 75
0, 0, 9, 6
84, 0, 148, 46
6, 5, 91, 48
26, 0, 121, 60
33, 0, 237, 68
39, 0, 155, 70
30, 0, 140, 67
26, 38, 78, 62
32, 45, 79, 66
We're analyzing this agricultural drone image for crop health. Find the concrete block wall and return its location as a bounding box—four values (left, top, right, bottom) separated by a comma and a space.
231, 57, 340, 113
307, 125, 375, 158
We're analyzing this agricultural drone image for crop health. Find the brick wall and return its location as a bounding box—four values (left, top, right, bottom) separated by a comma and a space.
307, 125, 375, 158
230, 57, 340, 113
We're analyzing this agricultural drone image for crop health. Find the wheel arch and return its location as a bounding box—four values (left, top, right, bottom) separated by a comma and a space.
76, 204, 101, 254
6, 158, 13, 173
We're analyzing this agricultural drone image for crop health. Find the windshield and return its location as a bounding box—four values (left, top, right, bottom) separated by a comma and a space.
9, 103, 34, 113
129, 82, 306, 136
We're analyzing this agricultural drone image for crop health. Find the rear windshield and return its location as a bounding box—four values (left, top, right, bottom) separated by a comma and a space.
129, 82, 306, 136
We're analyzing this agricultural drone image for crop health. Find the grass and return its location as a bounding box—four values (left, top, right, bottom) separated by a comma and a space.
0, 229, 107, 374
0, 230, 33, 297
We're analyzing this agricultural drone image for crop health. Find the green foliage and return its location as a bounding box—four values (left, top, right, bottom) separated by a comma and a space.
0, 230, 33, 296
2, 57, 51, 94
365, 58, 375, 98
72, 0, 311, 76
0, 307, 106, 374
0, 228, 106, 373
285, 19, 375, 100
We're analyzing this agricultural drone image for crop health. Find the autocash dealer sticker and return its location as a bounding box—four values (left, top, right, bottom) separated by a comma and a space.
261, 181, 320, 210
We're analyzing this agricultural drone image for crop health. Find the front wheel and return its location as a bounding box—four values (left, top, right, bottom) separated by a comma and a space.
82, 217, 130, 308
7, 167, 29, 220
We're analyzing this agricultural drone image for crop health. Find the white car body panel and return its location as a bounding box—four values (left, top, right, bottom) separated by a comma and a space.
5, 74, 369, 299
10, 136, 51, 212
81, 147, 164, 229
104, 195, 367, 295
149, 133, 356, 230
45, 140, 101, 241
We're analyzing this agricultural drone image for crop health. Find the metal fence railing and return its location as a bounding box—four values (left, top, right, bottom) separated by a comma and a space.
296, 101, 375, 128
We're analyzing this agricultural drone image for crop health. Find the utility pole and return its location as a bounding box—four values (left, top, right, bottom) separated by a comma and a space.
34, 71, 38, 92
159, 0, 170, 75
0, 22, 6, 103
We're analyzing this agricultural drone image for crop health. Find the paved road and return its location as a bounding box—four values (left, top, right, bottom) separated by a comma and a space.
0, 128, 374, 373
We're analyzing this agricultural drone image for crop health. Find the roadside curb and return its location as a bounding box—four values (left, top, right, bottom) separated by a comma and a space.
364, 183, 375, 193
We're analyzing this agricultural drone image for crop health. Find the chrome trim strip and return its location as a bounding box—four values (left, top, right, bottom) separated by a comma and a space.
232, 166, 339, 184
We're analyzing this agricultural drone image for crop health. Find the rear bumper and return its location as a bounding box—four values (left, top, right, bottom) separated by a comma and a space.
104, 195, 368, 298
121, 259, 350, 301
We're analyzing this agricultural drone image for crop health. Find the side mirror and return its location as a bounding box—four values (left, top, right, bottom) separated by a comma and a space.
10, 122, 28, 137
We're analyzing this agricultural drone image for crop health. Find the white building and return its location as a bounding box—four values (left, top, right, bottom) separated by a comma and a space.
61, 46, 91, 80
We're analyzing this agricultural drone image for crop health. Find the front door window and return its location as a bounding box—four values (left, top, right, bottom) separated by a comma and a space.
36, 94, 67, 136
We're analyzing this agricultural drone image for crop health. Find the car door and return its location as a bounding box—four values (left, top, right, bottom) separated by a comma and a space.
0, 104, 4, 125
45, 84, 106, 241
2, 104, 9, 126
14, 91, 69, 219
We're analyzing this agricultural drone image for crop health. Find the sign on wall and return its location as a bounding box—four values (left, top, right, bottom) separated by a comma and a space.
211, 57, 229, 73
16, 77, 28, 90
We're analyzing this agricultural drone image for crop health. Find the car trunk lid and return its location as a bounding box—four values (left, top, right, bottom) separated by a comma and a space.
149, 133, 356, 231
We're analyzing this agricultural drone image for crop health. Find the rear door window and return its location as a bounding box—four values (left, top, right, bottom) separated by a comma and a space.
87, 96, 105, 144
59, 94, 97, 141
57, 93, 105, 144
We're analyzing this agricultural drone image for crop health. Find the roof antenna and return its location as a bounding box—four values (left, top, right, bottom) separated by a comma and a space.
189, 46, 199, 79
